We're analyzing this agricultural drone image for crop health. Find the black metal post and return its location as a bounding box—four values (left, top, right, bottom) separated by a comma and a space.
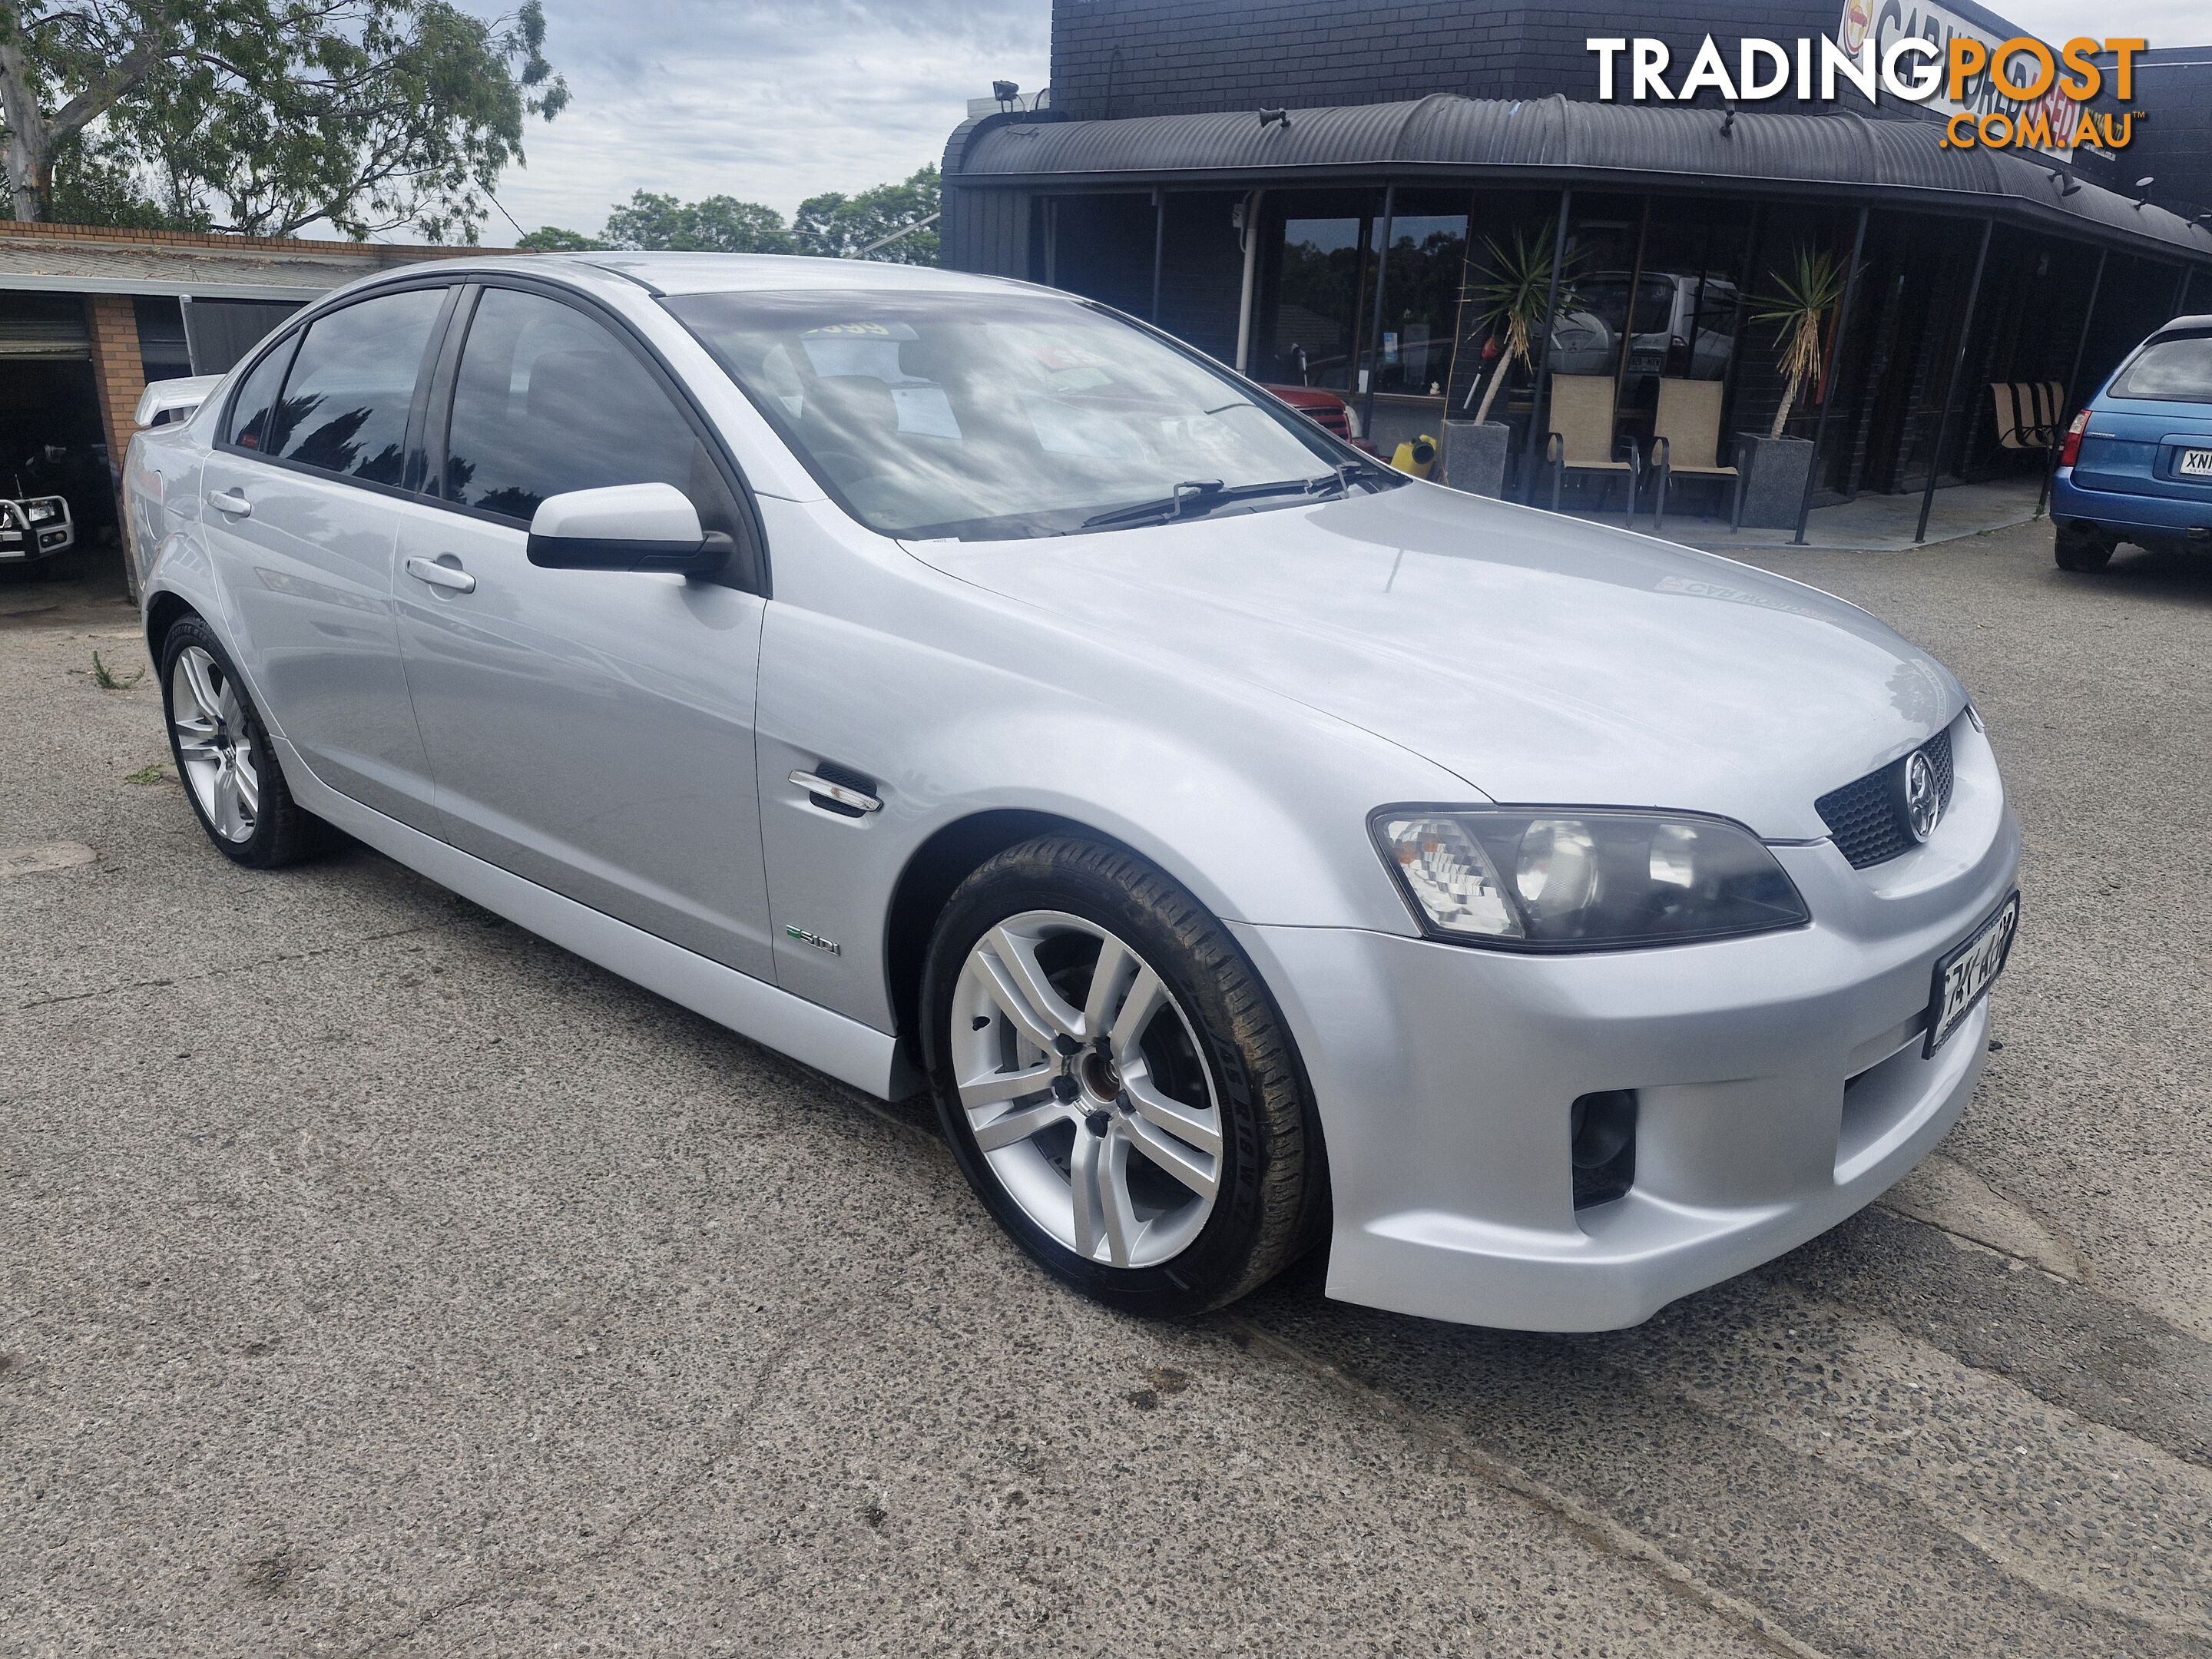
1523, 188, 1572, 502
2061, 247, 2109, 409
2046, 246, 2108, 519
1150, 187, 1165, 323
1611, 197, 1651, 416
2169, 262, 2191, 320
1716, 204, 1762, 495
1361, 184, 1396, 446
1915, 217, 1994, 545
1794, 205, 1870, 546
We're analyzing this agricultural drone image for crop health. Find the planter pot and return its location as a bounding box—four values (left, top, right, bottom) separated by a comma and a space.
1736, 434, 1815, 529
1442, 420, 1511, 498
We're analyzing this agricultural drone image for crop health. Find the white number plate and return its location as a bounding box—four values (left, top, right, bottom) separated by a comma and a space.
1925, 892, 2020, 1055
2179, 448, 2212, 478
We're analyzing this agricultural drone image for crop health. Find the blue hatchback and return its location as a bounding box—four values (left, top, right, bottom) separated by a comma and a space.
2050, 316, 2212, 571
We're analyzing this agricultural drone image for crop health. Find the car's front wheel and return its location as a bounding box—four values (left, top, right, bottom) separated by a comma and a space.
161, 616, 322, 868
2054, 521, 2114, 572
922, 836, 1317, 1316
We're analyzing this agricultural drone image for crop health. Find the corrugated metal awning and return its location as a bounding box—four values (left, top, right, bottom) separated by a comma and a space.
950, 94, 2212, 264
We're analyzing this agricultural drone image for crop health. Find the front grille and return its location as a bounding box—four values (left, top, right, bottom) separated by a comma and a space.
1815, 727, 1955, 869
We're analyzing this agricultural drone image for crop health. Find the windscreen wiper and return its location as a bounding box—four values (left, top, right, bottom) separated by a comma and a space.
1306, 461, 1377, 500
1078, 475, 1346, 531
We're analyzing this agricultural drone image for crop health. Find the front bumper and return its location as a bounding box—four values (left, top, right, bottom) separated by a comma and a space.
0, 498, 75, 563
1234, 717, 2021, 1333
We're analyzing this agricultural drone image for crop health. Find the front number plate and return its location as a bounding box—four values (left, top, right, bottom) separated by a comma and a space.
2179, 448, 2212, 478
1925, 892, 2020, 1055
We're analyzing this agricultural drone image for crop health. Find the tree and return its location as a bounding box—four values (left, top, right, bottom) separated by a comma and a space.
49, 124, 197, 227
1467, 220, 1578, 425
598, 190, 793, 253
793, 164, 938, 264
515, 223, 603, 251
521, 167, 942, 263
1752, 246, 1846, 439
0, 0, 565, 239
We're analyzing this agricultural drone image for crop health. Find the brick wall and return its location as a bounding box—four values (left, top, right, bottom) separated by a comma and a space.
1051, 0, 1849, 121
1044, 0, 2109, 139
2, 219, 483, 263
2088, 48, 2212, 223
84, 295, 146, 488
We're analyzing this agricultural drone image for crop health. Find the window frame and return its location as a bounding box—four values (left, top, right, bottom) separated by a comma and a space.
421, 275, 770, 597
212, 276, 461, 505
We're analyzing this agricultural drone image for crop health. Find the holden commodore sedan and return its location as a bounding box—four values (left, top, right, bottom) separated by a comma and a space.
124, 255, 2020, 1331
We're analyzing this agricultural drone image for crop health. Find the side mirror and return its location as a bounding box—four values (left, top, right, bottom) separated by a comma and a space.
525, 482, 730, 575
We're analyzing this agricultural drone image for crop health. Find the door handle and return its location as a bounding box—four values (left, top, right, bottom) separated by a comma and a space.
208, 489, 252, 518
406, 555, 477, 594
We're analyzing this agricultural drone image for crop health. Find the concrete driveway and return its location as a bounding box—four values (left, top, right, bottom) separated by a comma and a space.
4, 521, 2208, 1658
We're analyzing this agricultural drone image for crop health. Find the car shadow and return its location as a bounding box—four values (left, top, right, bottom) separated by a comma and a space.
1220, 1196, 2210, 1469
2073, 542, 2212, 607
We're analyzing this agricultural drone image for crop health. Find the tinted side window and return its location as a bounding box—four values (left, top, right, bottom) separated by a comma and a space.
442, 287, 740, 534
269, 288, 447, 484
224, 336, 298, 452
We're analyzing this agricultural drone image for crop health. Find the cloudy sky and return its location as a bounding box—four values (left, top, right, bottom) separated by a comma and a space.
483, 0, 1051, 244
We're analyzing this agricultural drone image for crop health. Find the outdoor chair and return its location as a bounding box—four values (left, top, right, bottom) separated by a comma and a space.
1649, 378, 1745, 532
1545, 374, 1641, 515
1992, 379, 2066, 516
1991, 380, 2063, 452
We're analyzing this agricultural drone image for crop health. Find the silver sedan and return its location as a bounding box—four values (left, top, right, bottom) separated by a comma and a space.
124, 255, 2021, 1330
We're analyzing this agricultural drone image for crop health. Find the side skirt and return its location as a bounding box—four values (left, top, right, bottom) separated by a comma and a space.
272, 735, 911, 1099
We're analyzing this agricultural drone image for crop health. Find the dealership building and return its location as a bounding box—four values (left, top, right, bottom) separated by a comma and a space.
941, 0, 2212, 523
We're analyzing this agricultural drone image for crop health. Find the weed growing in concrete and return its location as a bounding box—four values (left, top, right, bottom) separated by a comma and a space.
91, 651, 145, 690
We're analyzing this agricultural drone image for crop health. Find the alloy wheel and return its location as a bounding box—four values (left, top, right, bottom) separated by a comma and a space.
170, 645, 260, 844
949, 910, 1224, 1269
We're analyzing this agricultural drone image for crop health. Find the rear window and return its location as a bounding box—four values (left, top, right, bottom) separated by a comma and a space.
2111, 334, 2212, 403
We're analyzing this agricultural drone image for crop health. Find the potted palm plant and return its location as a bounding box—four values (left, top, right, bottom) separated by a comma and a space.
1444, 220, 1576, 498
1737, 246, 1846, 527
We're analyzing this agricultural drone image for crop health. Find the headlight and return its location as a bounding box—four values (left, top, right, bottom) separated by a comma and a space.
24, 500, 58, 524
1372, 807, 1809, 950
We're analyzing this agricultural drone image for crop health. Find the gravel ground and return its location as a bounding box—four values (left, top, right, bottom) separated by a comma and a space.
3, 522, 2207, 1658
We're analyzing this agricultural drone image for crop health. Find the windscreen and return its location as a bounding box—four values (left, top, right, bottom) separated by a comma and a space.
665, 290, 1348, 541
2111, 334, 2212, 404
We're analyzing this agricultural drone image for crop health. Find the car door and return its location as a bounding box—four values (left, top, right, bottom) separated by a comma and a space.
198, 284, 455, 830
389, 281, 777, 979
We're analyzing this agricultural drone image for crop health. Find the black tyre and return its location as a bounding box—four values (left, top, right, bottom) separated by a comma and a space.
921, 835, 1319, 1316
159, 615, 323, 868
2054, 521, 2114, 572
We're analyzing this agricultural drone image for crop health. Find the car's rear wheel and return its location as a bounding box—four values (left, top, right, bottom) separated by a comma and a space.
922, 836, 1316, 1316
2054, 521, 2114, 571
161, 617, 321, 868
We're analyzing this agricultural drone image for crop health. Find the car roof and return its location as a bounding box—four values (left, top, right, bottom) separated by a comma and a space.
392, 251, 1036, 301
2151, 313, 2212, 338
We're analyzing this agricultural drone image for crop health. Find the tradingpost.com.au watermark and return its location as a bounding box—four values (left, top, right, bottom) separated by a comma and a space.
1587, 10, 2147, 154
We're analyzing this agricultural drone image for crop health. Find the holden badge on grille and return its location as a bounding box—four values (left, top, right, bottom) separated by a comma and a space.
1901, 748, 1942, 843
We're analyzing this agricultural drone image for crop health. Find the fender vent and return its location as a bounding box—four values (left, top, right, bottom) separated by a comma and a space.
800, 759, 879, 819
